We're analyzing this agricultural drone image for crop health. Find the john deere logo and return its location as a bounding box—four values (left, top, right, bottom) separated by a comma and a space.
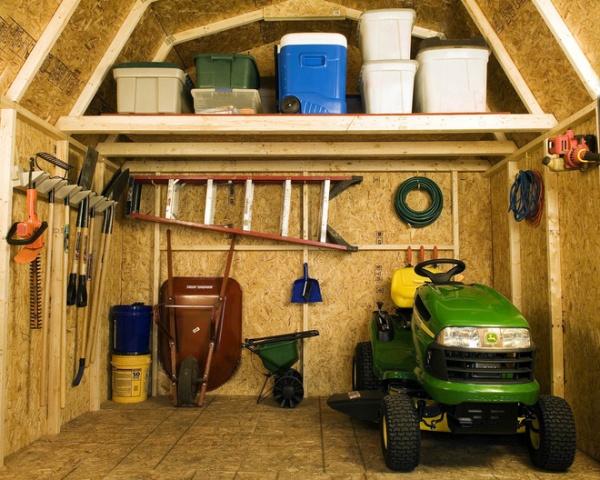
485, 332, 499, 344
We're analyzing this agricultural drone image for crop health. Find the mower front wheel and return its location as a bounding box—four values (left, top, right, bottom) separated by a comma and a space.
353, 342, 382, 391
527, 395, 576, 471
379, 394, 420, 471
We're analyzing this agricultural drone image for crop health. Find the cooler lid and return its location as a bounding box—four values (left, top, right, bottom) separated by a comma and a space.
417, 36, 489, 53
358, 8, 416, 23
113, 61, 184, 70
280, 32, 347, 49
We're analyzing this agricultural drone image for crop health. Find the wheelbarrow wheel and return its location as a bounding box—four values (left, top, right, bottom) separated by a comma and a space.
178, 356, 200, 406
273, 371, 304, 408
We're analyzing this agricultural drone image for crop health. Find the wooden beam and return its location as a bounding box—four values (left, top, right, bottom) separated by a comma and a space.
70, 0, 159, 116
6, 0, 81, 102
153, 10, 264, 61
507, 162, 522, 310
0, 108, 17, 466
542, 167, 565, 396
484, 100, 596, 177
123, 158, 491, 174
97, 140, 517, 158
460, 0, 545, 115
531, 0, 600, 99
56, 113, 557, 136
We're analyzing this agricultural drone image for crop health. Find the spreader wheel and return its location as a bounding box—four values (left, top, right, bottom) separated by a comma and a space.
177, 356, 200, 406
273, 371, 304, 408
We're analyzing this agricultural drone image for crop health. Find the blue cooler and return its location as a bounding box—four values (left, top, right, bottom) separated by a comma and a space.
277, 33, 347, 114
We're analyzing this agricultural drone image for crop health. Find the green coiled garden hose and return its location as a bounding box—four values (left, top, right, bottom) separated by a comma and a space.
394, 176, 443, 228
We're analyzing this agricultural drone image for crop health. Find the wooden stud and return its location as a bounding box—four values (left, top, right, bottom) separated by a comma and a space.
507, 162, 522, 310
542, 167, 565, 396
0, 108, 17, 465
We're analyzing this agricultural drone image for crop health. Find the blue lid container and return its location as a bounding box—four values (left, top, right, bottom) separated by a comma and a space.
112, 304, 152, 355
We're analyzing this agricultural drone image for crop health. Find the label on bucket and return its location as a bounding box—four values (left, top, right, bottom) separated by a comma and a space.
113, 367, 145, 397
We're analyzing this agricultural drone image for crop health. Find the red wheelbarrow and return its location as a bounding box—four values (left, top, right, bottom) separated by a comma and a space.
155, 232, 241, 407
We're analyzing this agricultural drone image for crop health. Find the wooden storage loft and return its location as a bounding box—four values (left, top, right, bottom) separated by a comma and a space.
56, 113, 557, 170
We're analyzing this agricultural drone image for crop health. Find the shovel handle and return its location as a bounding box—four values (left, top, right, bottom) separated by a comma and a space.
303, 262, 309, 279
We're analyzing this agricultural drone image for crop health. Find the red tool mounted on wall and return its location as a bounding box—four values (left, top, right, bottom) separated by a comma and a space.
6, 158, 48, 328
543, 129, 600, 171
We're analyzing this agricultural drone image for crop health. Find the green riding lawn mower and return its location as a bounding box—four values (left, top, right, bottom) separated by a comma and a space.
327, 258, 576, 472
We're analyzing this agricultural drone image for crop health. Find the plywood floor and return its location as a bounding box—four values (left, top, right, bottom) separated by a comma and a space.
1, 395, 599, 480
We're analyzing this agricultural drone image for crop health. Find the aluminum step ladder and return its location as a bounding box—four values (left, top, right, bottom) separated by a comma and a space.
126, 174, 363, 251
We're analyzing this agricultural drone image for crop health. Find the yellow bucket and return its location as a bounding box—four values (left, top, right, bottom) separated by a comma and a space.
111, 354, 151, 403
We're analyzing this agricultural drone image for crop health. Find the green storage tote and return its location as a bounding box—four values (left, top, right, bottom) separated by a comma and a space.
194, 53, 260, 89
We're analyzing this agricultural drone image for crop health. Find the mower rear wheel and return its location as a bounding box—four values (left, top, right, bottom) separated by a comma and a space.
379, 394, 420, 471
273, 370, 304, 408
527, 395, 576, 471
177, 356, 200, 406
353, 342, 382, 390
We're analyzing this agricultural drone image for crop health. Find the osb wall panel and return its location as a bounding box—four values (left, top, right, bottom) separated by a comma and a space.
121, 170, 492, 397
19, 0, 138, 123
477, 0, 590, 122
0, 1, 60, 94
556, 115, 600, 460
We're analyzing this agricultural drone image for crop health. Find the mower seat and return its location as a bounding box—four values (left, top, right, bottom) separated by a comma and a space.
390, 266, 442, 308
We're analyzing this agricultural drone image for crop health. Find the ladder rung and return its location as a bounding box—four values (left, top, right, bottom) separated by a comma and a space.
318, 179, 330, 243
242, 179, 254, 231
280, 179, 292, 237
165, 179, 182, 220
204, 179, 217, 225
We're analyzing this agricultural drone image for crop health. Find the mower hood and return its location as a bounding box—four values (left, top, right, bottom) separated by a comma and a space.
417, 283, 530, 330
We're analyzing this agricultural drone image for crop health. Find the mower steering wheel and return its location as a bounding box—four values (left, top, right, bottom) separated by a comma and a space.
414, 258, 466, 284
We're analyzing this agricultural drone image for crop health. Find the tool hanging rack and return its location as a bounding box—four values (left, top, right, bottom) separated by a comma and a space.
127, 174, 363, 251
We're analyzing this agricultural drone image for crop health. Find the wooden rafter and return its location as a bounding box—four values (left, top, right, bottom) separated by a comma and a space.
460, 0, 545, 115
96, 140, 516, 158
152, 1, 444, 62
69, 0, 159, 116
6, 0, 81, 102
531, 0, 600, 99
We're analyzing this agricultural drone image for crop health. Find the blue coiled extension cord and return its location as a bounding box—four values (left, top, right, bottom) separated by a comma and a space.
508, 170, 544, 227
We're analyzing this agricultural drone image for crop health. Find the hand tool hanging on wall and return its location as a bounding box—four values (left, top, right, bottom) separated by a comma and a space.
34, 152, 72, 406
6, 158, 48, 329
542, 130, 600, 172
66, 146, 98, 306
75, 169, 130, 386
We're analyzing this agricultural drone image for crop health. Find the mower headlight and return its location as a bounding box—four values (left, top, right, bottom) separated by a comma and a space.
438, 327, 531, 349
